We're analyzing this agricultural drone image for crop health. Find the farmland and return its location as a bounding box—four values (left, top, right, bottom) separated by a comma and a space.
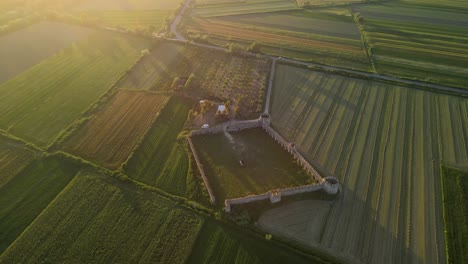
267, 63, 468, 263
124, 97, 191, 192
192, 128, 313, 202
356, 3, 468, 89
0, 22, 93, 82
77, 10, 172, 31
184, 10, 370, 70
0, 170, 203, 263
0, 169, 316, 263
192, 0, 299, 17
0, 156, 81, 254
0, 29, 151, 146
64, 90, 168, 169
0, 135, 37, 188
189, 220, 314, 263
74, 0, 182, 11
117, 42, 270, 118
440, 166, 468, 264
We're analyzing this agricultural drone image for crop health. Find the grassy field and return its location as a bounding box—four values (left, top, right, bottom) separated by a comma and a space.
125, 96, 191, 191
0, 135, 37, 188
267, 64, 468, 263
185, 10, 370, 70
193, 0, 299, 17
0, 170, 203, 263
0, 156, 81, 254
355, 3, 468, 89
0, 22, 93, 83
192, 128, 313, 201
78, 10, 171, 30
400, 0, 468, 10
188, 220, 314, 263
440, 166, 468, 264
75, 0, 182, 10
65, 90, 168, 169
117, 42, 270, 119
0, 168, 317, 263
0, 29, 151, 147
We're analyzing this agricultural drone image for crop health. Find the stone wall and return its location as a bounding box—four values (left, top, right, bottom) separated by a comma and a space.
191, 119, 262, 136
187, 137, 216, 204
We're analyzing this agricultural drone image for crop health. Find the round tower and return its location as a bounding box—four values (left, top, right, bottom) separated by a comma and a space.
323, 176, 339, 195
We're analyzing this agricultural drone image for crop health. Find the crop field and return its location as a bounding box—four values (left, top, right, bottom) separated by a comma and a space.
295, 0, 363, 7
0, 30, 151, 146
400, 0, 468, 9
117, 42, 270, 118
192, 128, 313, 201
258, 200, 333, 245
267, 64, 468, 263
0, 171, 203, 263
440, 166, 468, 264
192, 0, 299, 17
124, 96, 191, 191
189, 220, 313, 263
356, 3, 468, 89
75, 0, 181, 10
0, 135, 37, 188
65, 90, 168, 169
0, 156, 81, 254
0, 168, 317, 263
78, 10, 171, 30
185, 10, 370, 70
0, 22, 93, 83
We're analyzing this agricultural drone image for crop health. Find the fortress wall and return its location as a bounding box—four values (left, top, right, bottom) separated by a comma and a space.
187, 137, 216, 204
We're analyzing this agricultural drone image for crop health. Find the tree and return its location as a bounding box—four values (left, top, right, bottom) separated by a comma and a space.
247, 41, 261, 53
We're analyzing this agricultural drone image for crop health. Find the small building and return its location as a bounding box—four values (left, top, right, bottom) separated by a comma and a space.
202, 124, 209, 129
217, 105, 227, 114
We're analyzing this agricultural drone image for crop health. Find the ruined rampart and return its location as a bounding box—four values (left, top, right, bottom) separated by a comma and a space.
187, 136, 216, 204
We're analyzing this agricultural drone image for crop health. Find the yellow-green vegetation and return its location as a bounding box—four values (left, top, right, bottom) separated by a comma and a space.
355, 3, 468, 88
269, 64, 468, 263
0, 171, 203, 263
0, 156, 81, 254
188, 220, 315, 263
192, 128, 313, 201
64, 90, 169, 169
0, 22, 93, 82
401, 0, 468, 10
0, 29, 151, 146
75, 0, 182, 10
77, 10, 172, 31
193, 0, 299, 17
0, 135, 37, 188
124, 97, 201, 198
185, 10, 370, 70
440, 166, 468, 264
0, 169, 317, 263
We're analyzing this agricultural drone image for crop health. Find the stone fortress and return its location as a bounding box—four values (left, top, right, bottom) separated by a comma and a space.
187, 114, 340, 212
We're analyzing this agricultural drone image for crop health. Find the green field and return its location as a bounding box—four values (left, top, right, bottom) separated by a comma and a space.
401, 0, 468, 10
185, 10, 370, 70
356, 3, 468, 88
124, 96, 193, 196
268, 64, 468, 263
188, 220, 314, 263
0, 135, 37, 188
0, 22, 93, 83
192, 128, 313, 201
0, 168, 317, 263
440, 166, 468, 264
77, 10, 172, 31
75, 0, 182, 10
0, 170, 203, 263
0, 28, 150, 146
0, 156, 81, 254
193, 0, 299, 17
